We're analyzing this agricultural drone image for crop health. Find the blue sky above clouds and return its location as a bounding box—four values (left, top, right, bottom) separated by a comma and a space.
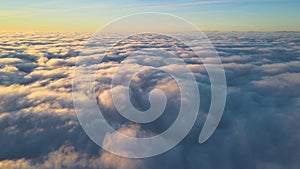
0, 0, 300, 31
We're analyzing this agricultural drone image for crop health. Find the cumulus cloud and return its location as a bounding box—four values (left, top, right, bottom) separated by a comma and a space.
252, 72, 300, 96
0, 144, 102, 169
0, 31, 300, 169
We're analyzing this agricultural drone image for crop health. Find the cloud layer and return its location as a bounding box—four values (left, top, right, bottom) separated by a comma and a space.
0, 31, 300, 169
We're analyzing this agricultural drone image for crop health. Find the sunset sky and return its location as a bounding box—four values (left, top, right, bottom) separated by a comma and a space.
1, 1, 300, 168
1, 0, 300, 32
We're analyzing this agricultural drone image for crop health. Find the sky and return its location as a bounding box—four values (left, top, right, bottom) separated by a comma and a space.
0, 0, 300, 32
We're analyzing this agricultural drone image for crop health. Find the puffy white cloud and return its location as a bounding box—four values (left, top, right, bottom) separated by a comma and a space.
0, 144, 102, 169
261, 61, 300, 74
252, 72, 300, 96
